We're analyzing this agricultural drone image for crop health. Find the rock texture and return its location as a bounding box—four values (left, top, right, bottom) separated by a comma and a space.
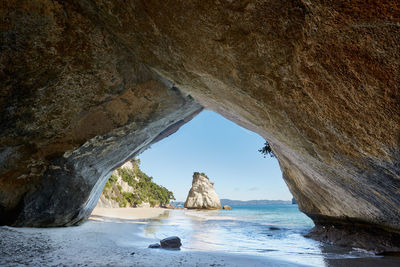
0, 0, 202, 226
1, 0, 400, 252
184, 173, 222, 210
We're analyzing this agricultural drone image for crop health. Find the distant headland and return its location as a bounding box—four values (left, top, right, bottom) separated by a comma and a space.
172, 199, 292, 207
221, 199, 292, 206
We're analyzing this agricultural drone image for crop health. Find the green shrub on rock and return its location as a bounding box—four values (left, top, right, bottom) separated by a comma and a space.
101, 158, 175, 207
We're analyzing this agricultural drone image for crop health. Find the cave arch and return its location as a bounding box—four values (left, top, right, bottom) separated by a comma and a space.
1, 0, 399, 252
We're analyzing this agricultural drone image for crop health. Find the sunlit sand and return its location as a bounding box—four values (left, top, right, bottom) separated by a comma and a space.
90, 207, 168, 221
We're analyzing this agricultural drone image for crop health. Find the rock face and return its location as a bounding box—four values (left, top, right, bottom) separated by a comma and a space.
97, 159, 174, 208
97, 162, 136, 208
184, 173, 222, 210
1, 0, 400, 252
0, 0, 202, 227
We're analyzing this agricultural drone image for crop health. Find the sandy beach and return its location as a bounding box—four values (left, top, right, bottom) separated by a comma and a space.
0, 208, 306, 267
1, 208, 400, 267
90, 207, 169, 221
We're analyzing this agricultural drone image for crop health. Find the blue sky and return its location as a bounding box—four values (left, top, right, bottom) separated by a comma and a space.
139, 110, 292, 202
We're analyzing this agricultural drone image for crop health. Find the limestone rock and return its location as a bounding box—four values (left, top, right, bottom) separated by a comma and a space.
223, 205, 232, 210
184, 173, 221, 209
96, 162, 137, 208
96, 194, 119, 209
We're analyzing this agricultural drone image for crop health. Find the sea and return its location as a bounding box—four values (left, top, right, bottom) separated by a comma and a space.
138, 204, 399, 267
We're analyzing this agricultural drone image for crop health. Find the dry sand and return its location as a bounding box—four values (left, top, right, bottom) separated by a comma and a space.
90, 207, 168, 221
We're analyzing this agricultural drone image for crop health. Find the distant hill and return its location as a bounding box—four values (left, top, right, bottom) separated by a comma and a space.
220, 199, 291, 206
170, 201, 184, 207
172, 199, 293, 207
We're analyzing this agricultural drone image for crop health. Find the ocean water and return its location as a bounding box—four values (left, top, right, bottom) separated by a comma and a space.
139, 205, 382, 266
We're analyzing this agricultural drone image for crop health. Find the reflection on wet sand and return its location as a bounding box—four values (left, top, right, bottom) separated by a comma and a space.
142, 210, 171, 235
139, 209, 400, 267
143, 210, 226, 250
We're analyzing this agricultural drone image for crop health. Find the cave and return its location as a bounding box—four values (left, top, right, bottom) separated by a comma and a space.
1, 0, 400, 253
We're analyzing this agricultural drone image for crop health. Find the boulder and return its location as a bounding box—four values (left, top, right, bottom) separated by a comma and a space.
184, 173, 222, 209
160, 236, 182, 249
223, 205, 232, 210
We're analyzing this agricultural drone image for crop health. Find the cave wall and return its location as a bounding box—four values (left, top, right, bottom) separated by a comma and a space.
74, 0, 400, 230
1, 0, 400, 251
0, 0, 202, 225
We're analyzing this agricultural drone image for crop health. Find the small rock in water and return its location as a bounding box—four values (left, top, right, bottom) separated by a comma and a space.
130, 252, 135, 255
269, 226, 280, 231
160, 236, 182, 249
148, 243, 161, 248
222, 205, 232, 210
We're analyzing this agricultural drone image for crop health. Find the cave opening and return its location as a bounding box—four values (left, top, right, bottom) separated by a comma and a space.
97, 109, 294, 208
93, 110, 325, 266
140, 110, 292, 203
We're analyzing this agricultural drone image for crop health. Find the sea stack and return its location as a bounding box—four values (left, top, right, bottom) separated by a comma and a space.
184, 172, 222, 209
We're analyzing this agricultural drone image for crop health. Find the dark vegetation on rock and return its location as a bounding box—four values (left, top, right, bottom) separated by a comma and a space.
259, 141, 275, 158
193, 172, 209, 179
